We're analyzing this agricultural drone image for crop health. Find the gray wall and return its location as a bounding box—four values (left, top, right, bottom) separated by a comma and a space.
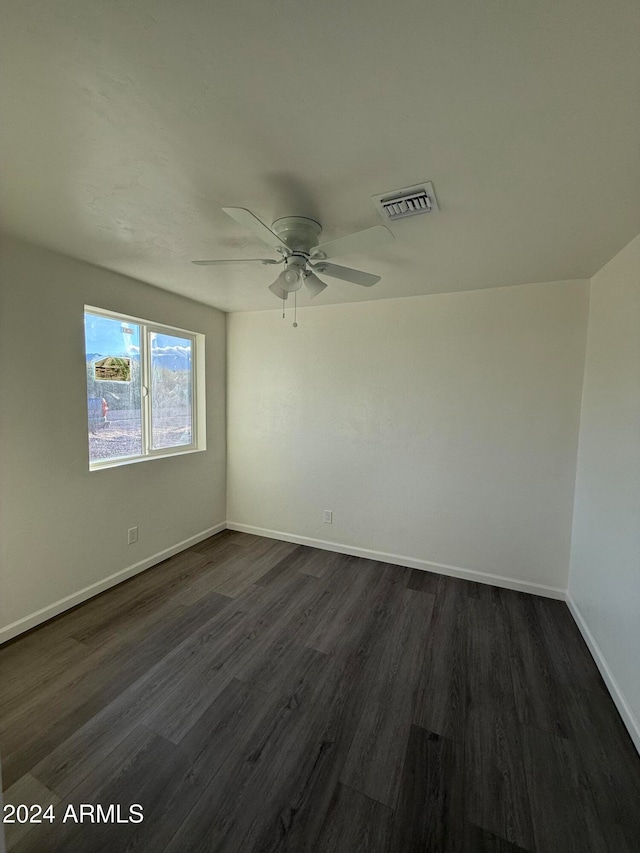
568, 233, 640, 752
227, 279, 589, 595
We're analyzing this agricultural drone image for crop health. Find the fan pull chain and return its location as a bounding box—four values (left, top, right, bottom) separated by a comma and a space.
282, 296, 285, 319
293, 289, 298, 327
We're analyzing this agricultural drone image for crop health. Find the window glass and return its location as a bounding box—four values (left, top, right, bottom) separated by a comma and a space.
150, 331, 193, 450
85, 313, 142, 464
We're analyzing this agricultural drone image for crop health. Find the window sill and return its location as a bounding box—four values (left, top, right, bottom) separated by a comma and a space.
89, 445, 206, 471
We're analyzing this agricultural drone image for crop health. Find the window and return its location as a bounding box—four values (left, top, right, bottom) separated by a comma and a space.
84, 307, 205, 469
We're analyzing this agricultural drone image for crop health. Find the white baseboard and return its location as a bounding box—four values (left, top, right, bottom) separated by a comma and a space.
0, 522, 227, 645
566, 594, 640, 755
226, 522, 567, 600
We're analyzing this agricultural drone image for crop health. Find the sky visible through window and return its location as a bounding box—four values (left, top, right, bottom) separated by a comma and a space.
84, 313, 140, 358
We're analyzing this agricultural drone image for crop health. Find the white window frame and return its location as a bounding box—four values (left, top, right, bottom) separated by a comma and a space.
85, 306, 206, 470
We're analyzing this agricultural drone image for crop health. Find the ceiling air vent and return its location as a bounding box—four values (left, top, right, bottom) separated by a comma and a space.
371, 182, 439, 222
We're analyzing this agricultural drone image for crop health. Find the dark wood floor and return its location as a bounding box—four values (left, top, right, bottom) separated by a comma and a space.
1, 531, 639, 852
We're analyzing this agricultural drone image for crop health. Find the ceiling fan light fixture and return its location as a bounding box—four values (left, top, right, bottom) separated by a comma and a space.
269, 280, 289, 300
304, 272, 328, 299
278, 265, 303, 292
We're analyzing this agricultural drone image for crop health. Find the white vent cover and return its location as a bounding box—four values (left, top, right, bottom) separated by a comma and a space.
372, 182, 439, 222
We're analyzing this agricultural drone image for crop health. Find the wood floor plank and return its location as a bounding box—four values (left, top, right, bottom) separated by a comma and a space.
188, 529, 243, 557
2, 568, 229, 726
464, 709, 534, 851
390, 724, 466, 853
0, 590, 233, 787
0, 637, 90, 716
235, 634, 328, 696
561, 683, 640, 848
520, 723, 620, 853
253, 544, 310, 586
296, 547, 352, 579
198, 613, 405, 853
191, 538, 298, 599
191, 530, 260, 552
0, 606, 102, 688
161, 647, 334, 853
27, 595, 237, 799
56, 548, 215, 645
340, 587, 435, 808
534, 597, 608, 696
412, 573, 468, 740
67, 553, 222, 647
143, 573, 326, 742
251, 568, 415, 852
303, 558, 382, 655
107, 678, 275, 853
406, 566, 441, 594
503, 591, 573, 739
132, 604, 262, 743
462, 824, 534, 852
227, 696, 345, 851
252, 543, 350, 587
314, 783, 393, 853
463, 594, 535, 850
303, 558, 411, 659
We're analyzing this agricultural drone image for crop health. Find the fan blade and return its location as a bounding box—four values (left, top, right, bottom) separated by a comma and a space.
222, 207, 290, 253
304, 272, 328, 299
310, 262, 381, 287
311, 225, 393, 260
269, 281, 289, 300
192, 258, 281, 265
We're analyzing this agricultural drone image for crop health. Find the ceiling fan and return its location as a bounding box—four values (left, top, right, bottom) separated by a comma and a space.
193, 207, 394, 301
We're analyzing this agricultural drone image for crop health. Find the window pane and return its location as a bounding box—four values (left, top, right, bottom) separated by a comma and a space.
150, 332, 193, 450
85, 313, 142, 463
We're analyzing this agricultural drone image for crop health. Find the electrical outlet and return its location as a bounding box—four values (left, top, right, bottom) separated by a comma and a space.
323, 510, 333, 524
128, 526, 138, 545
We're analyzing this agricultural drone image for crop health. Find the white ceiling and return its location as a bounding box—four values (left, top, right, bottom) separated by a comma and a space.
2, 0, 639, 312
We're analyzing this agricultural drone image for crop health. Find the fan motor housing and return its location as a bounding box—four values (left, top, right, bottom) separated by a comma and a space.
271, 216, 322, 252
